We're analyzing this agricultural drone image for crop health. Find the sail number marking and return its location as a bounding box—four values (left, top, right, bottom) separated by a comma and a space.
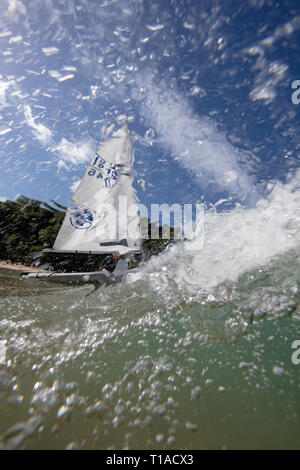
88, 154, 118, 187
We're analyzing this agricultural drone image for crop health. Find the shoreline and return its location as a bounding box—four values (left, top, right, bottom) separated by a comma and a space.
0, 261, 49, 273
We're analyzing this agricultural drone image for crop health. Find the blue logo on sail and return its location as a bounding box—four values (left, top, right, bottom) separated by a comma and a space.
70, 208, 93, 230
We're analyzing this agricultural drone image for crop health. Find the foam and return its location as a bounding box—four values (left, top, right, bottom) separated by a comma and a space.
143, 170, 300, 292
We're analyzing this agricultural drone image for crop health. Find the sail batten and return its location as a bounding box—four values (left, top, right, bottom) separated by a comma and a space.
53, 125, 141, 255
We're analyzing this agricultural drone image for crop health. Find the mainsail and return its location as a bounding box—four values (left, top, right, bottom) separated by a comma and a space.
52, 125, 141, 255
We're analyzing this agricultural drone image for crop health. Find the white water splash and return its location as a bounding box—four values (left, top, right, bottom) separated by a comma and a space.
142, 170, 300, 292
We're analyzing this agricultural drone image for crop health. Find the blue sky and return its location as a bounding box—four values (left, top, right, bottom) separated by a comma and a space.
0, 0, 299, 212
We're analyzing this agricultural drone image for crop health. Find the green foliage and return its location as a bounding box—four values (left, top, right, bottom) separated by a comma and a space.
0, 196, 65, 264
0, 198, 180, 270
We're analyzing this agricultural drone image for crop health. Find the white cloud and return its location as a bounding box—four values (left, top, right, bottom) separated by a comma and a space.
138, 76, 256, 202
0, 0, 27, 28
70, 180, 80, 193
57, 160, 69, 173
0, 196, 8, 202
24, 105, 52, 146
7, 0, 26, 15
51, 137, 94, 165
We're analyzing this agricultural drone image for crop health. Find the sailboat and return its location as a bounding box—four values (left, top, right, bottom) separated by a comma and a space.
22, 124, 141, 285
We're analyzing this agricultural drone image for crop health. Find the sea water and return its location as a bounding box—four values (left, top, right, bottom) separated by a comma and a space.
0, 0, 300, 450
0, 174, 300, 450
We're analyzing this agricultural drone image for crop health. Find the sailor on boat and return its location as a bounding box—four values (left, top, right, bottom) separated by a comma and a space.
100, 252, 120, 275
20, 125, 141, 286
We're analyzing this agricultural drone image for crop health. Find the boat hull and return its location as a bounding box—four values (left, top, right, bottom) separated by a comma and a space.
21, 271, 110, 285
20, 260, 140, 286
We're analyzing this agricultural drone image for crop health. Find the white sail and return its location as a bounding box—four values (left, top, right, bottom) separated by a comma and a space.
53, 125, 141, 255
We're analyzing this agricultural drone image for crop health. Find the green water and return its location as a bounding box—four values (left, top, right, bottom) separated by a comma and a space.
0, 255, 299, 450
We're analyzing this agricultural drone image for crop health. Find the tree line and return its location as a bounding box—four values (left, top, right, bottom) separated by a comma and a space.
0, 196, 179, 271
